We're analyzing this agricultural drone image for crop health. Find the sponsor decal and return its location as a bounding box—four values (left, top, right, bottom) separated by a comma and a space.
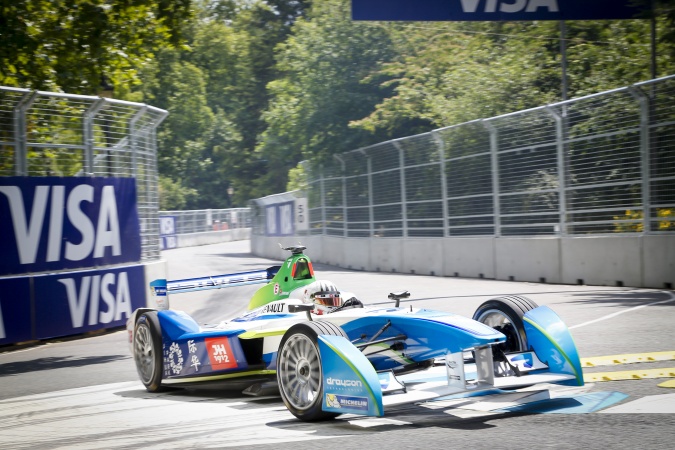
262, 303, 284, 313
0, 177, 140, 276
167, 342, 184, 375
325, 394, 370, 411
274, 283, 281, 295
352, 0, 646, 22
0, 278, 32, 345
190, 354, 201, 371
326, 377, 363, 388
205, 337, 238, 370
265, 202, 294, 236
460, 0, 559, 14
58, 272, 133, 328
187, 339, 201, 371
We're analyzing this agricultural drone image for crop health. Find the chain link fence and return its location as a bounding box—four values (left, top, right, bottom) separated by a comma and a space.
0, 87, 167, 260
300, 75, 675, 238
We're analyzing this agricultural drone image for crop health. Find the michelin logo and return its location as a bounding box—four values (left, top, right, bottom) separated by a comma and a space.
326, 394, 369, 411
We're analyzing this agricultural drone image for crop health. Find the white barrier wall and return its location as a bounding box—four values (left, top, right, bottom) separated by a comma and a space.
176, 228, 251, 248
251, 234, 675, 289
643, 235, 675, 289
560, 236, 642, 287
495, 238, 562, 284
444, 238, 496, 279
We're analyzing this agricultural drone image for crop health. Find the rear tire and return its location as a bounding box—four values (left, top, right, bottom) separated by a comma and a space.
472, 295, 538, 353
133, 312, 165, 392
277, 321, 347, 421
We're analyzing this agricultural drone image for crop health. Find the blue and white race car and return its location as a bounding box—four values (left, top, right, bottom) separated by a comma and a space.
127, 246, 583, 421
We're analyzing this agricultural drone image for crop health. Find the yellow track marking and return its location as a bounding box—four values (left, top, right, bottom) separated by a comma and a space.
658, 380, 675, 388
584, 367, 675, 383
581, 351, 675, 367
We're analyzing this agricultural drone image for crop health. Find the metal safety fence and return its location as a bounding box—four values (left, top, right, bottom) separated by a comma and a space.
0, 87, 167, 259
298, 75, 675, 238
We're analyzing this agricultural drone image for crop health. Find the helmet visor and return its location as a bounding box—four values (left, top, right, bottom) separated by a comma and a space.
313, 292, 341, 307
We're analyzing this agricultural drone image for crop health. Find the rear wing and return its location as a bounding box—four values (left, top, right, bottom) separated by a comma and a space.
150, 266, 280, 296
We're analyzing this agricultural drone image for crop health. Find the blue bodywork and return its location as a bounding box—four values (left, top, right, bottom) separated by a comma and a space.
523, 306, 584, 385
132, 247, 585, 419
341, 310, 505, 370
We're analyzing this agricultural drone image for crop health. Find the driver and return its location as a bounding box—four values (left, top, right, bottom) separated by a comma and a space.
301, 280, 363, 315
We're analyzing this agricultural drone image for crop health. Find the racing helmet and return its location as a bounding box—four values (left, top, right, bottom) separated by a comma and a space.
302, 280, 342, 314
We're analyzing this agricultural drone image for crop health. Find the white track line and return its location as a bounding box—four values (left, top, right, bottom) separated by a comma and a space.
569, 291, 675, 330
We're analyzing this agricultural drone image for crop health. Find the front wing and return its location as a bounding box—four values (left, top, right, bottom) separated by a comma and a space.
316, 305, 583, 417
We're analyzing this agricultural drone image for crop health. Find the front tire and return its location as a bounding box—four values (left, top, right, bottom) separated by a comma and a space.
472, 295, 538, 353
276, 321, 347, 421
133, 312, 165, 392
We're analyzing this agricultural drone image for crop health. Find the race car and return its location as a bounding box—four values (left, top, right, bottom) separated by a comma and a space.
128, 245, 583, 421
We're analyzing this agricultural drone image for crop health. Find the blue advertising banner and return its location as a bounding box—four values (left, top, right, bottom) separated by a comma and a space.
33, 265, 146, 339
0, 277, 32, 345
352, 0, 650, 22
159, 215, 178, 250
265, 202, 295, 237
0, 177, 141, 276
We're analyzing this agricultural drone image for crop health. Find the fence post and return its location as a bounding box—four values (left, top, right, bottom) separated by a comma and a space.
334, 155, 347, 237
483, 120, 501, 237
392, 140, 408, 237
83, 98, 106, 176
360, 149, 375, 237
432, 131, 449, 237
129, 106, 147, 178
546, 106, 568, 236
629, 86, 651, 234
320, 165, 326, 236
13, 91, 37, 176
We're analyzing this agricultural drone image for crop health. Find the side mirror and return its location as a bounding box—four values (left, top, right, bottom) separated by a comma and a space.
288, 304, 313, 321
388, 291, 410, 307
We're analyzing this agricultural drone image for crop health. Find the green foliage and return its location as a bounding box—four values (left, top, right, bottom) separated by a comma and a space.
0, 0, 193, 93
256, 0, 399, 194
286, 162, 307, 192
5, 0, 674, 209
158, 175, 196, 210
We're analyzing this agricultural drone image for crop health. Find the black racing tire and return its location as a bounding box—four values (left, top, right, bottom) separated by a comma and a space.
276, 321, 348, 421
133, 312, 165, 392
472, 295, 539, 353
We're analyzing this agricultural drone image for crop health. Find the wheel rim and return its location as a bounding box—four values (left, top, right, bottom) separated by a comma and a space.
278, 334, 321, 411
134, 323, 155, 383
476, 308, 524, 352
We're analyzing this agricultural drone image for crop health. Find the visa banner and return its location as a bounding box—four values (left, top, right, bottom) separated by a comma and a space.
33, 265, 146, 339
265, 201, 295, 237
0, 177, 141, 276
0, 277, 32, 345
352, 0, 650, 22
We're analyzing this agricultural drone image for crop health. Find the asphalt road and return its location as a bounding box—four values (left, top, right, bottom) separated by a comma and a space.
0, 240, 674, 449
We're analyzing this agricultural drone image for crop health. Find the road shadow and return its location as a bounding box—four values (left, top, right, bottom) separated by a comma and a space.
564, 289, 674, 308
0, 355, 129, 376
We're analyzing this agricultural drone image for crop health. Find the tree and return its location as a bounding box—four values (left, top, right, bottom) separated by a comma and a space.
0, 0, 193, 93
255, 0, 398, 193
